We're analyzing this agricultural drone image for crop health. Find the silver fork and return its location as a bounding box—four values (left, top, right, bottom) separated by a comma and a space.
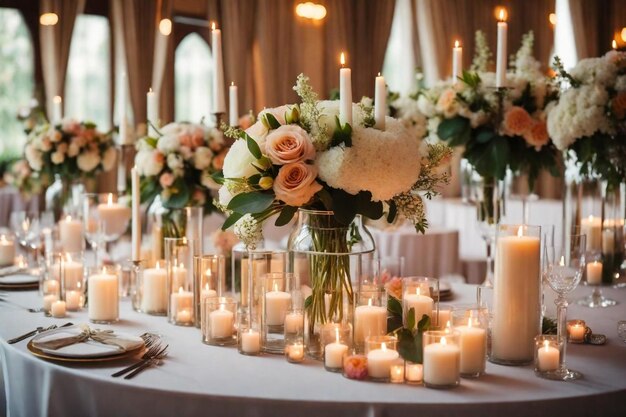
111, 341, 163, 377
124, 345, 169, 380
0, 296, 44, 313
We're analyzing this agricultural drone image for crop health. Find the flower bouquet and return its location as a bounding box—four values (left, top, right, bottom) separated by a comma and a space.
3, 159, 44, 200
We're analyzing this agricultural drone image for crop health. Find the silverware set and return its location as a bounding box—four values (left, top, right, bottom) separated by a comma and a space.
112, 333, 169, 380
8, 322, 74, 344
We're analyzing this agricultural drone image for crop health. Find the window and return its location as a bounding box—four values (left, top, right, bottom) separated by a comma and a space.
554, 0, 578, 70
0, 8, 34, 157
64, 15, 111, 129
382, 0, 416, 95
175, 33, 213, 122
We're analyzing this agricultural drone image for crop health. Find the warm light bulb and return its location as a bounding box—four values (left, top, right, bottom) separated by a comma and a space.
340, 52, 346, 67
40, 12, 58, 26
53, 95, 62, 104
295, 2, 327, 20
622, 28, 626, 42
159, 18, 172, 36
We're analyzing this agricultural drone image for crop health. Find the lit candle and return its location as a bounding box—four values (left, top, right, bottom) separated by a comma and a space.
284, 311, 304, 334
287, 343, 305, 362
241, 329, 261, 354
88, 268, 119, 322
339, 52, 352, 126
52, 95, 62, 125
59, 254, 83, 290
374, 73, 386, 130
495, 8, 508, 88
211, 23, 226, 114
65, 289, 82, 311
265, 283, 291, 326
147, 88, 158, 136
403, 287, 433, 329
229, 82, 238, 126
142, 262, 168, 313
367, 342, 400, 379
537, 340, 559, 371
390, 364, 405, 383
43, 279, 60, 295
580, 215, 602, 252
434, 307, 452, 328
171, 262, 188, 291
209, 304, 234, 338
324, 328, 348, 369
43, 294, 59, 312
171, 286, 194, 324
452, 40, 463, 83
423, 336, 461, 386
97, 193, 132, 237
405, 363, 423, 383
602, 227, 615, 255
131, 166, 141, 262
118, 72, 129, 145
0, 235, 16, 266
455, 317, 487, 376
51, 300, 66, 318
586, 261, 603, 285
568, 323, 586, 342
353, 298, 387, 344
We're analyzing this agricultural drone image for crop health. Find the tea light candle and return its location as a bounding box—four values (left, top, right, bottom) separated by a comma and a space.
209, 305, 234, 338
171, 287, 194, 324
405, 363, 423, 383
142, 262, 168, 312
88, 269, 119, 322
423, 336, 461, 386
43, 294, 59, 312
97, 193, 131, 237
0, 235, 16, 266
324, 329, 348, 369
455, 317, 487, 375
51, 300, 66, 318
287, 343, 305, 362
537, 340, 559, 371
354, 299, 387, 344
403, 287, 433, 327
65, 289, 82, 311
176, 309, 192, 324
59, 215, 83, 252
367, 342, 400, 379
265, 284, 291, 326
284, 311, 304, 334
390, 364, 405, 383
241, 329, 261, 354
586, 261, 603, 285
568, 321, 586, 342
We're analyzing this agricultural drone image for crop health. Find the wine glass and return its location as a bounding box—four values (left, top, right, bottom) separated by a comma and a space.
83, 193, 131, 264
543, 233, 586, 381
10, 211, 41, 267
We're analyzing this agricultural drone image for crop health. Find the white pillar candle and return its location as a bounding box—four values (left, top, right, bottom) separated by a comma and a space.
492, 227, 541, 362
59, 216, 84, 253
339, 52, 352, 126
452, 40, 463, 83
367, 343, 400, 379
200, 283, 218, 328
65, 289, 82, 311
142, 263, 168, 312
284, 311, 304, 334
131, 166, 141, 262
0, 235, 16, 266
43, 294, 59, 312
43, 279, 60, 295
568, 324, 586, 341
580, 215, 602, 252
229, 82, 238, 126
51, 300, 66, 318
171, 287, 194, 323
97, 193, 132, 237
324, 329, 348, 369
265, 285, 291, 326
354, 299, 387, 344
61, 256, 83, 289
52, 95, 62, 125
241, 329, 261, 354
456, 318, 487, 375
88, 270, 119, 322
171, 263, 188, 291
403, 288, 433, 328
211, 23, 226, 114
374, 73, 386, 130
405, 363, 423, 382
147, 88, 159, 136
209, 305, 234, 338
537, 340, 559, 371
176, 309, 192, 324
495, 9, 508, 88
423, 337, 460, 386
586, 261, 603, 285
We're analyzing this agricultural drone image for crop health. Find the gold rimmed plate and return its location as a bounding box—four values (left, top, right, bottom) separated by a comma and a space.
27, 340, 144, 363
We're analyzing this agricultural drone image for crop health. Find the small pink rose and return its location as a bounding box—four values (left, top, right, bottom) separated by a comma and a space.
264, 125, 315, 165
273, 162, 322, 206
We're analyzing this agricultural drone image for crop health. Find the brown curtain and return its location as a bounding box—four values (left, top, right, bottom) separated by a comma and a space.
39, 0, 85, 119
153, 0, 173, 125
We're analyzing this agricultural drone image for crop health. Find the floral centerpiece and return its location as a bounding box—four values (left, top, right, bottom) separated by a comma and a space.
3, 159, 44, 200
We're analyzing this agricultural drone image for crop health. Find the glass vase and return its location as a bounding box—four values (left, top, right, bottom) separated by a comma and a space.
600, 181, 625, 285
288, 209, 375, 360
45, 175, 73, 222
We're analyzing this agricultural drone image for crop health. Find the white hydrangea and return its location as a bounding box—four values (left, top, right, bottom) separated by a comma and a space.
135, 149, 163, 177
315, 118, 421, 201
193, 146, 213, 170
157, 134, 180, 154
77, 151, 100, 172
233, 214, 263, 249
391, 96, 428, 139
570, 57, 617, 87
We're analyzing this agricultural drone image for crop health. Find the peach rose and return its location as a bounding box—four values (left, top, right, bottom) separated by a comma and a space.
179, 134, 192, 148
524, 120, 550, 150
436, 88, 456, 112
611, 92, 626, 120
273, 162, 322, 206
159, 172, 174, 188
264, 125, 315, 165
503, 106, 532, 136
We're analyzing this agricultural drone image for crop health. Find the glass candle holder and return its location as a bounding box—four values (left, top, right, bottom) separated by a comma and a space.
87, 265, 120, 324
261, 272, 299, 354
0, 232, 16, 267
284, 308, 304, 344
566, 319, 587, 343
423, 330, 461, 389
451, 305, 488, 378
130, 260, 144, 312
405, 361, 423, 384
202, 296, 237, 346
58, 213, 84, 253
54, 252, 85, 312
342, 349, 368, 380
321, 323, 352, 372
402, 277, 439, 330
138, 260, 168, 315
41, 253, 61, 298
534, 335, 561, 378
390, 362, 405, 383
245, 249, 287, 321
195, 254, 225, 328
166, 238, 196, 326
285, 337, 305, 363
434, 303, 454, 329
365, 335, 400, 382
238, 308, 261, 356
353, 290, 387, 353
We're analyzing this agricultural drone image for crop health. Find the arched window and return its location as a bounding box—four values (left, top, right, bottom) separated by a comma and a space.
175, 33, 213, 122
64, 14, 111, 129
0, 8, 34, 156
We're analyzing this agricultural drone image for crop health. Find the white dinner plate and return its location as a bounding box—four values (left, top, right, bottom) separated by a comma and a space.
0, 274, 39, 285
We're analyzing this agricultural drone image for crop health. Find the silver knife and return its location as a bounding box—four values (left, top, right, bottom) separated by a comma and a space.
7, 322, 74, 344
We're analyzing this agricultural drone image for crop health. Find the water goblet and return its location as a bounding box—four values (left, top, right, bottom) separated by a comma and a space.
83, 193, 131, 263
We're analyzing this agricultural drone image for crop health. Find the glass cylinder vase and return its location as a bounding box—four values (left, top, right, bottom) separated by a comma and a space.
194, 254, 225, 328
600, 181, 625, 284
166, 237, 198, 326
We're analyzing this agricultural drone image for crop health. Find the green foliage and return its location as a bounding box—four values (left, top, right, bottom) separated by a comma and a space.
227, 191, 275, 214
275, 205, 297, 227
246, 134, 262, 159
396, 314, 431, 364
330, 116, 353, 148
437, 116, 471, 147
163, 178, 191, 209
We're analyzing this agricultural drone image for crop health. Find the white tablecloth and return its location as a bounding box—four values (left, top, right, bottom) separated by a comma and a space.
1, 284, 625, 417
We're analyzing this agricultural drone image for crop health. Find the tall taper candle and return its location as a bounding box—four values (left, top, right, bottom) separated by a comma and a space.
147, 88, 158, 137
495, 9, 508, 88
374, 73, 386, 130
339, 52, 352, 126
212, 23, 226, 114
452, 40, 463, 84
229, 82, 238, 126
119, 72, 129, 145
52, 96, 62, 125
131, 166, 141, 262
117, 149, 126, 194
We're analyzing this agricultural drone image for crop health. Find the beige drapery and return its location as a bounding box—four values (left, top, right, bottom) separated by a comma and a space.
153, 0, 173, 125
39, 0, 85, 120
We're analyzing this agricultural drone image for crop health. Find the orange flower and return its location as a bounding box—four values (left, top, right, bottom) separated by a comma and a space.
503, 106, 532, 136
611, 92, 626, 120
523, 120, 549, 150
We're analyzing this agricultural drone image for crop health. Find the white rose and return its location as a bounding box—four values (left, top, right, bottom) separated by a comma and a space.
222, 139, 259, 179
157, 135, 180, 154
135, 150, 164, 177
167, 153, 183, 170
245, 120, 270, 145
193, 147, 213, 170
101, 147, 116, 171
77, 151, 100, 172
25, 145, 43, 171
218, 185, 234, 206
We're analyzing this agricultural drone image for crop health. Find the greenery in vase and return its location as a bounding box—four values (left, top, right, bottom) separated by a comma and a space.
387, 295, 431, 363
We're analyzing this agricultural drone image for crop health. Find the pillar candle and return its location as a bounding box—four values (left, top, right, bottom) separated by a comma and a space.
117, 149, 126, 194
131, 166, 141, 262
60, 256, 83, 290
602, 228, 615, 254
51, 300, 66, 318
452, 40, 463, 83
211, 24, 226, 114
171, 287, 194, 323
495, 9, 508, 88
58, 216, 83, 253
88, 270, 119, 322
423, 337, 460, 386
339, 52, 352, 126
284, 311, 304, 334
265, 286, 291, 326
142, 263, 168, 312
65, 289, 82, 311
580, 215, 602, 252
97, 193, 132, 237
0, 235, 15, 266
434, 307, 452, 328
403, 288, 433, 328
43, 279, 60, 295
367, 343, 399, 379
147, 88, 158, 137
52, 95, 62, 125
374, 73, 386, 130
43, 294, 59, 312
171, 263, 188, 292
241, 329, 261, 353
209, 305, 234, 338
455, 318, 487, 375
537, 340, 559, 371
586, 261, 603, 285
229, 82, 238, 126
354, 299, 387, 344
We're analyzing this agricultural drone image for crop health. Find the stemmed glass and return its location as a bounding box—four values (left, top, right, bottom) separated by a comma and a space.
10, 211, 41, 267
543, 232, 586, 381
83, 193, 131, 264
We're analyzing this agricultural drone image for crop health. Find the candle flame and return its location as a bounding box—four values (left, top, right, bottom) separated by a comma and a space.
445, 320, 451, 332
66, 253, 72, 262
211, 22, 216, 31
497, 7, 508, 22
613, 39, 617, 50
149, 87, 153, 93
340, 52, 346, 67
178, 286, 184, 294
377, 72, 381, 77
441, 336, 447, 346
468, 317, 473, 328
107, 193, 113, 205
273, 282, 279, 292
53, 95, 62, 104
517, 226, 523, 237
543, 340, 550, 351
367, 298, 373, 307
454, 40, 460, 48
77, 282, 81, 289
549, 13, 556, 26
231, 81, 235, 86
101, 266, 107, 274
248, 328, 254, 335
156, 261, 161, 269
559, 256, 565, 266
416, 287, 421, 296
204, 283, 209, 291
381, 342, 387, 351
206, 268, 212, 277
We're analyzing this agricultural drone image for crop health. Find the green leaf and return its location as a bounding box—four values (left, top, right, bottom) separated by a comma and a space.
227, 191, 275, 214
163, 179, 191, 209
222, 212, 243, 230
417, 314, 431, 332
356, 191, 383, 219
144, 137, 158, 148
246, 134, 262, 159
264, 113, 281, 129
437, 116, 470, 146
247, 174, 262, 186
330, 188, 358, 225
304, 295, 313, 310
397, 328, 421, 363
476, 129, 495, 144
387, 295, 402, 316
210, 170, 225, 185
275, 205, 297, 227
406, 307, 416, 330
331, 116, 353, 148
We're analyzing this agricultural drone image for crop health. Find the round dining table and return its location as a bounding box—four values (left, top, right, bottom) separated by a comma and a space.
1, 283, 625, 417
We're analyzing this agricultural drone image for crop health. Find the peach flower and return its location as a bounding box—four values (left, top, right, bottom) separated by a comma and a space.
273, 162, 322, 206
264, 125, 315, 165
179, 134, 192, 148
159, 172, 174, 188
436, 88, 457, 113
503, 106, 532, 136
212, 149, 227, 170
523, 120, 550, 150
154, 151, 165, 165
611, 91, 626, 120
